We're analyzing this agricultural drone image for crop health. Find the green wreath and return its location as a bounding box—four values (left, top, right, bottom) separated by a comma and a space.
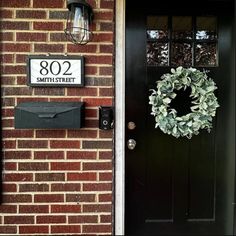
149, 66, 220, 139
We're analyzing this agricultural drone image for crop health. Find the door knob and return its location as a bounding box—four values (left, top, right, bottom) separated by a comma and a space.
127, 139, 136, 150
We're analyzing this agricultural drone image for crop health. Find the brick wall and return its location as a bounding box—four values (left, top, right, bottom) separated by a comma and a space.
0, 0, 114, 234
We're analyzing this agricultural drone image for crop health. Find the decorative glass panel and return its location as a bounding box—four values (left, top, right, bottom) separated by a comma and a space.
147, 16, 168, 40
147, 30, 168, 40
147, 42, 168, 66
195, 43, 217, 66
172, 16, 192, 39
196, 17, 217, 40
171, 43, 192, 66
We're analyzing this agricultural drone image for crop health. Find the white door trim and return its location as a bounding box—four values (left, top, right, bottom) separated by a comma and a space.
115, 0, 125, 235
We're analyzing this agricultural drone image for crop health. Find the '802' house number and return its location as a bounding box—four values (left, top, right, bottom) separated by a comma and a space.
27, 55, 84, 87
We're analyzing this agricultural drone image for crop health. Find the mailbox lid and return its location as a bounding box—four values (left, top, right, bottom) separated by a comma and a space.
15, 102, 85, 129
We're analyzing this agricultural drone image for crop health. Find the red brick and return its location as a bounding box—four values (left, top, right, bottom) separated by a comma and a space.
69, 215, 98, 224
51, 162, 81, 171
99, 172, 113, 181
83, 204, 112, 212
99, 67, 113, 76
50, 140, 80, 149
100, 214, 112, 223
66, 194, 96, 203
2, 140, 16, 149
86, 55, 113, 64
99, 87, 114, 96
34, 22, 63, 31
4, 162, 16, 170
84, 119, 99, 128
18, 140, 48, 149
37, 215, 66, 224
99, 130, 113, 138
95, 11, 113, 21
0, 32, 13, 41
16, 10, 46, 19
2, 194, 32, 203
0, 205, 17, 214
83, 162, 112, 171
0, 226, 17, 234
4, 216, 34, 224
4, 173, 33, 182
34, 44, 64, 53
50, 97, 81, 102
0, 10, 13, 18
51, 205, 81, 213
67, 151, 97, 160
2, 96, 15, 105
100, 22, 114, 31
19, 162, 49, 171
35, 173, 65, 182
4, 87, 32, 96
34, 87, 65, 96
67, 44, 97, 53
93, 33, 113, 42
2, 130, 34, 138
0, 54, 14, 63
2, 184, 17, 192
15, 54, 26, 63
83, 140, 113, 149
83, 98, 113, 107
16, 33, 47, 42
19, 226, 49, 234
1, 119, 14, 128
83, 183, 112, 192
67, 87, 97, 96
83, 224, 112, 233
0, 0, 30, 7
99, 151, 112, 159
33, 0, 64, 8
19, 184, 49, 192
100, 0, 114, 9
1, 43, 30, 52
51, 183, 81, 192
85, 65, 98, 75
36, 130, 66, 138
67, 130, 97, 138
0, 21, 29, 30
3, 151, 31, 160
85, 108, 98, 118
2, 108, 14, 117
67, 172, 97, 181
99, 193, 112, 202
1, 65, 26, 74
51, 225, 81, 234
17, 76, 27, 85
34, 151, 64, 160
34, 194, 64, 203
50, 33, 67, 42
17, 97, 48, 104
19, 205, 49, 214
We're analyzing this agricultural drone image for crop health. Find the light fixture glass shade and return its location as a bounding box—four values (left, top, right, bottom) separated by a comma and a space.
65, 0, 93, 45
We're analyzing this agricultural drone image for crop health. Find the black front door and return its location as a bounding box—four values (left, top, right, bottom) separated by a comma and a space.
125, 0, 235, 235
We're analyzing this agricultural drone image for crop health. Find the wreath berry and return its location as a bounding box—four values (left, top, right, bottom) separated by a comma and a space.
149, 66, 220, 139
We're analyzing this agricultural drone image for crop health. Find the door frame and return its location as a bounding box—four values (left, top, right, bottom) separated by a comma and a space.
114, 1, 235, 235
115, 0, 125, 235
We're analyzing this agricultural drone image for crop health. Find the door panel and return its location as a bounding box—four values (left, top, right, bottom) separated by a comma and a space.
125, 0, 235, 235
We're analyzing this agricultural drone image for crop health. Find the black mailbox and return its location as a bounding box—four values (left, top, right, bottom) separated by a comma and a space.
14, 102, 84, 129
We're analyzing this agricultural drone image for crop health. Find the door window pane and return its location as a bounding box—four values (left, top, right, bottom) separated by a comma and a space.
172, 16, 192, 39
196, 17, 217, 40
171, 43, 192, 66
147, 42, 169, 66
195, 43, 217, 66
147, 16, 169, 40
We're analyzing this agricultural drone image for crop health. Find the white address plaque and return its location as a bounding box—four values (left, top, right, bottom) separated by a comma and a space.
27, 55, 84, 87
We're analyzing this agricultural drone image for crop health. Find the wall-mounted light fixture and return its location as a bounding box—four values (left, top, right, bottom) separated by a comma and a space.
64, 0, 93, 45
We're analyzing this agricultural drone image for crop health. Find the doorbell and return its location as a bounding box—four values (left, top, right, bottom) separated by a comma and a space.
99, 106, 114, 130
